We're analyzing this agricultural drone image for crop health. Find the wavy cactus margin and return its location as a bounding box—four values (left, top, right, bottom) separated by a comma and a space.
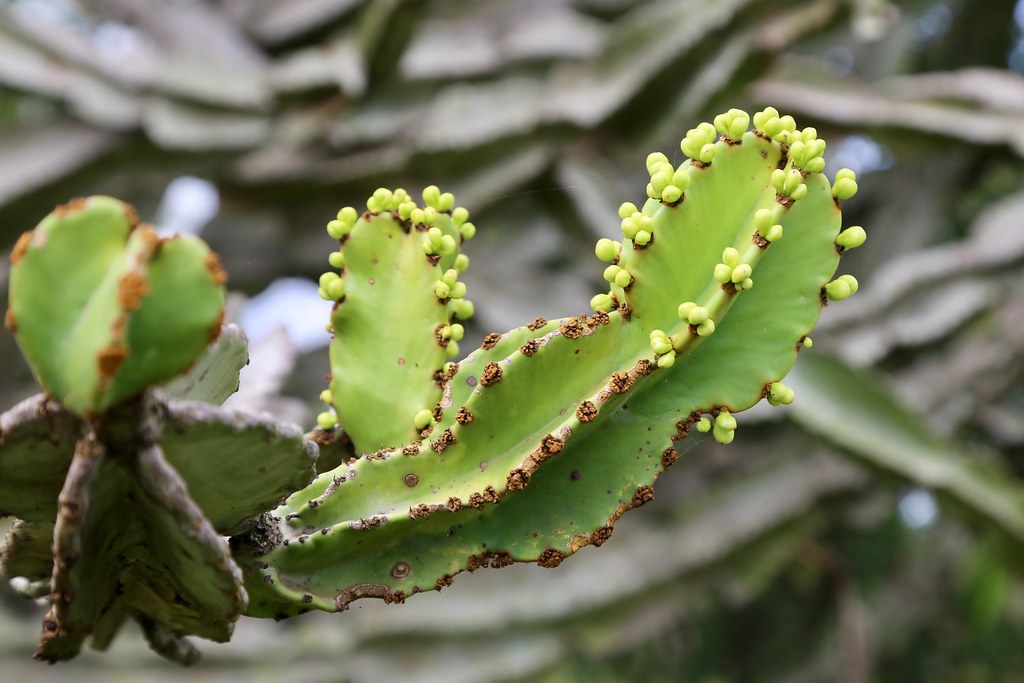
1, 106, 866, 663
234, 106, 866, 618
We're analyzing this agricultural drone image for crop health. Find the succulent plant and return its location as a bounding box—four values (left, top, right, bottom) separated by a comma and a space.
6, 196, 226, 416
234, 106, 866, 618
1, 106, 865, 663
0, 201, 317, 663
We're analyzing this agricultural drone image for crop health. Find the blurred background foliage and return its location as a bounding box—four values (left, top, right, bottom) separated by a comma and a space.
2, 0, 1024, 680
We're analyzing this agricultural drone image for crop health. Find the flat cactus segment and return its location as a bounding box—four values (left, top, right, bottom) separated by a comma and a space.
160, 400, 318, 533
275, 314, 631, 536
8, 197, 133, 404
161, 323, 249, 406
327, 206, 466, 452
618, 132, 783, 326
109, 232, 226, 409
1, 519, 53, 583
7, 197, 226, 416
435, 317, 561, 433
0, 394, 79, 522
240, 108, 855, 618
326, 209, 442, 451
37, 426, 245, 663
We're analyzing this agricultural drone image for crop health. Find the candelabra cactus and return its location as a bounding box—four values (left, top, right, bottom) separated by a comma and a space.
1, 200, 317, 663
0, 106, 866, 663
235, 106, 866, 618
6, 196, 226, 415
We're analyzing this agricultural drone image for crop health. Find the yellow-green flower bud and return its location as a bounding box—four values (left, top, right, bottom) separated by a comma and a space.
422, 185, 441, 208
326, 220, 347, 239
595, 238, 621, 262
413, 409, 434, 430
687, 306, 709, 325
712, 424, 735, 444
452, 299, 474, 319
699, 143, 716, 163
731, 263, 752, 284
650, 332, 673, 356
646, 152, 669, 175
590, 293, 614, 312
824, 274, 859, 301
836, 225, 866, 250
677, 301, 696, 320
696, 319, 716, 336
614, 268, 633, 288
326, 277, 345, 300
716, 410, 736, 431
337, 206, 358, 225
317, 411, 338, 429
833, 178, 858, 200
661, 185, 682, 204
618, 202, 638, 219
671, 168, 691, 190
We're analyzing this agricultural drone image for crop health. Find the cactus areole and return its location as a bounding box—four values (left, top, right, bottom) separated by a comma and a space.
1, 107, 866, 662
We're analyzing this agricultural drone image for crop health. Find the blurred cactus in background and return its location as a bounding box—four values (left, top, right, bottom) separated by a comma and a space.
2, 0, 1024, 681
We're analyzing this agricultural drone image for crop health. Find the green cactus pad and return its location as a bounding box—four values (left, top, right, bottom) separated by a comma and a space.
7, 196, 226, 416
161, 323, 249, 406
160, 401, 318, 534
0, 391, 316, 538
238, 109, 856, 617
0, 394, 78, 522
36, 419, 246, 663
324, 192, 472, 452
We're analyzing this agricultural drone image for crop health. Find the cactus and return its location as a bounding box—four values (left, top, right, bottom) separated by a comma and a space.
317, 187, 474, 451
1, 107, 866, 662
6, 196, 226, 416
234, 107, 866, 618
0, 202, 317, 663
